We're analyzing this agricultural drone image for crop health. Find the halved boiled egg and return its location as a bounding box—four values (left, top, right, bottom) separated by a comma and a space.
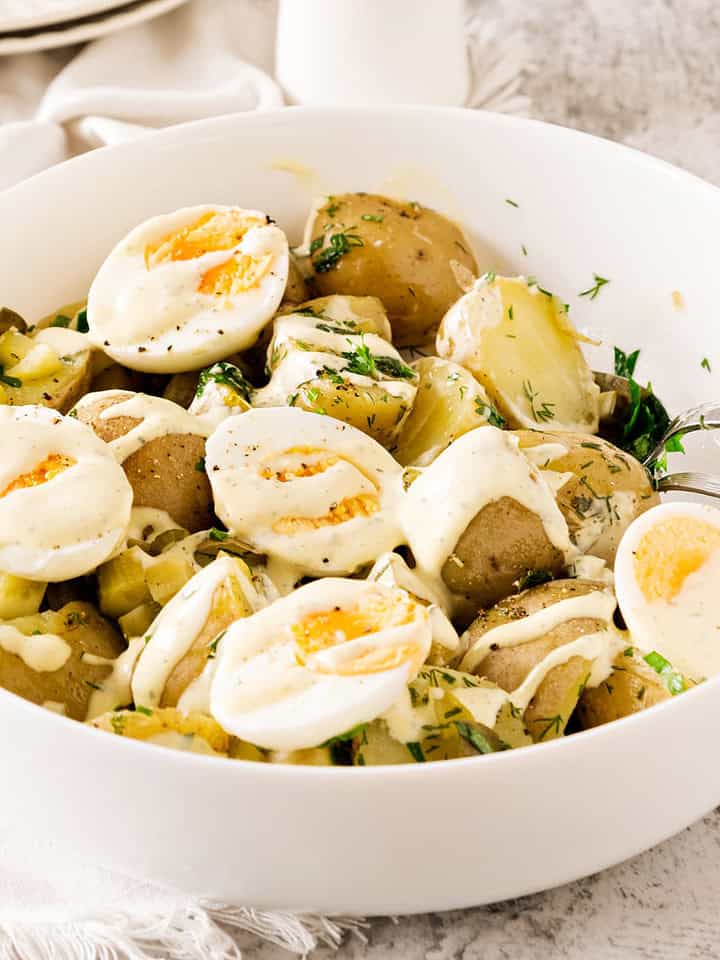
0, 405, 132, 580
210, 577, 432, 750
205, 407, 405, 575
615, 501, 720, 681
87, 205, 289, 373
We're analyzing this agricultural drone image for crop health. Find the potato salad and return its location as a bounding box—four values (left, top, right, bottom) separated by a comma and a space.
0, 194, 713, 766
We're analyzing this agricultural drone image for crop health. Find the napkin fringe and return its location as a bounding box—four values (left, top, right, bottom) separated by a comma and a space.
0, 905, 368, 960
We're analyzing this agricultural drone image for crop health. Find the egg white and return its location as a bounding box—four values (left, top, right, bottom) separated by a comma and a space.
0, 405, 132, 581
615, 501, 720, 680
206, 407, 405, 575
210, 577, 432, 751
87, 204, 289, 374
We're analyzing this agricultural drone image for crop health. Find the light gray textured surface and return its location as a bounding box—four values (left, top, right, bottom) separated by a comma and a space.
242, 1, 720, 956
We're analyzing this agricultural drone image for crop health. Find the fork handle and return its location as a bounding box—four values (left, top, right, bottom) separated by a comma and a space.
656, 471, 720, 499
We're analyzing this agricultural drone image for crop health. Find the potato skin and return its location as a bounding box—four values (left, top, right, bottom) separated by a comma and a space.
308, 193, 477, 347
441, 496, 565, 609
75, 392, 213, 533
0, 601, 124, 720
463, 580, 610, 741
576, 649, 671, 728
515, 430, 659, 562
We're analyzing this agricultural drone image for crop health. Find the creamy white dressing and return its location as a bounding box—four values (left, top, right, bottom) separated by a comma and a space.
127, 507, 181, 544
254, 312, 416, 410
75, 391, 212, 463
401, 426, 574, 583
460, 589, 617, 674
381, 687, 436, 743
86, 635, 145, 719
0, 406, 133, 582
508, 628, 623, 711
188, 379, 248, 430
367, 552, 460, 660
620, 547, 720, 681
86, 204, 289, 374
210, 577, 432, 751
206, 407, 406, 576
569, 554, 614, 586
132, 555, 261, 709
0, 625, 71, 672
451, 685, 509, 727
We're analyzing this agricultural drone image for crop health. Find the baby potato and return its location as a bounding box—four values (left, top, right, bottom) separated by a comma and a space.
0, 601, 124, 720
91, 706, 229, 755
441, 496, 566, 611
306, 193, 478, 347
0, 325, 91, 413
461, 580, 615, 742
283, 252, 309, 305
392, 357, 504, 466
257, 294, 417, 448
74, 391, 213, 532
515, 430, 660, 562
437, 274, 600, 433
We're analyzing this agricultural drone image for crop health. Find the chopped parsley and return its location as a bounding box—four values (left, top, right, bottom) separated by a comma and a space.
702, 356, 712, 373
610, 345, 671, 466
406, 742, 426, 763
325, 197, 342, 217
341, 339, 414, 381
196, 361, 252, 402
643, 650, 685, 695
361, 213, 384, 222
475, 398, 506, 428
315, 319, 359, 336
505, 198, 519, 208
135, 705, 153, 716
522, 379, 555, 423
76, 308, 89, 333
208, 527, 229, 542
535, 714, 564, 740
0, 366, 22, 388
50, 314, 71, 328
312, 228, 364, 273
317, 365, 346, 385
194, 456, 206, 473
516, 569, 553, 591
207, 630, 227, 660
454, 721, 505, 754
521, 244, 528, 256
579, 273, 610, 300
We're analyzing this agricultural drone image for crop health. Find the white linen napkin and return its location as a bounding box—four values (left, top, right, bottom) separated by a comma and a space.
0, 3, 531, 955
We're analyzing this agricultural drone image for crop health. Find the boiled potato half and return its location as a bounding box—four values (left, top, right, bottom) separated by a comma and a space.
74, 391, 213, 532
437, 274, 600, 433
0, 601, 124, 720
515, 429, 660, 562
91, 706, 230, 755
392, 356, 504, 466
461, 579, 618, 742
306, 193, 478, 347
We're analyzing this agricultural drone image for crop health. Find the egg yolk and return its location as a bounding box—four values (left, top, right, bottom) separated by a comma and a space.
273, 494, 379, 534
198, 252, 274, 297
260, 449, 339, 482
634, 516, 720, 602
1, 453, 75, 497
145, 210, 265, 268
293, 591, 422, 675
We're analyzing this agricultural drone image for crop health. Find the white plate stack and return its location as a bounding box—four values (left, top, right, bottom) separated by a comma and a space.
0, 0, 189, 54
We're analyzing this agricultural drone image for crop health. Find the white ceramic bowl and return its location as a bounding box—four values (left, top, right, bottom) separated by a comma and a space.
1, 107, 719, 915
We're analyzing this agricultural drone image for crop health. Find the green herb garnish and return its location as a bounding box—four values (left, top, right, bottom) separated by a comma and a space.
517, 569, 553, 591
406, 742, 426, 763
475, 398, 506, 428
209, 527, 229, 542
643, 650, 685, 695
614, 346, 640, 379
522, 380, 555, 423
195, 456, 206, 473
76, 308, 89, 333
50, 314, 71, 328
196, 361, 252, 402
579, 273, 610, 300
0, 366, 22, 388
454, 722, 505, 754
702, 357, 712, 372
312, 229, 364, 273
361, 214, 384, 222
505, 198, 519, 208
535, 714, 564, 740
135, 705, 153, 716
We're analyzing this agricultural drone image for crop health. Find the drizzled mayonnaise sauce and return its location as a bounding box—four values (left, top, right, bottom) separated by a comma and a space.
0, 625, 71, 672
132, 555, 263, 709
400, 426, 573, 582
74, 390, 212, 463
206, 407, 406, 576
0, 406, 132, 581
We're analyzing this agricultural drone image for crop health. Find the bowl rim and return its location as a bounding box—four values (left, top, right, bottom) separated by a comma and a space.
3, 102, 719, 780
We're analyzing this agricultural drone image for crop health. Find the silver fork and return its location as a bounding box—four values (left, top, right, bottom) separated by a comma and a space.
642, 401, 720, 499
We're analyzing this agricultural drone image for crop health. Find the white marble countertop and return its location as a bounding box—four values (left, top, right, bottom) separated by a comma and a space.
243, 1, 720, 956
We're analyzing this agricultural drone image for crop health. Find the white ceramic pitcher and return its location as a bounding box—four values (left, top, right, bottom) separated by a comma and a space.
275, 0, 469, 107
